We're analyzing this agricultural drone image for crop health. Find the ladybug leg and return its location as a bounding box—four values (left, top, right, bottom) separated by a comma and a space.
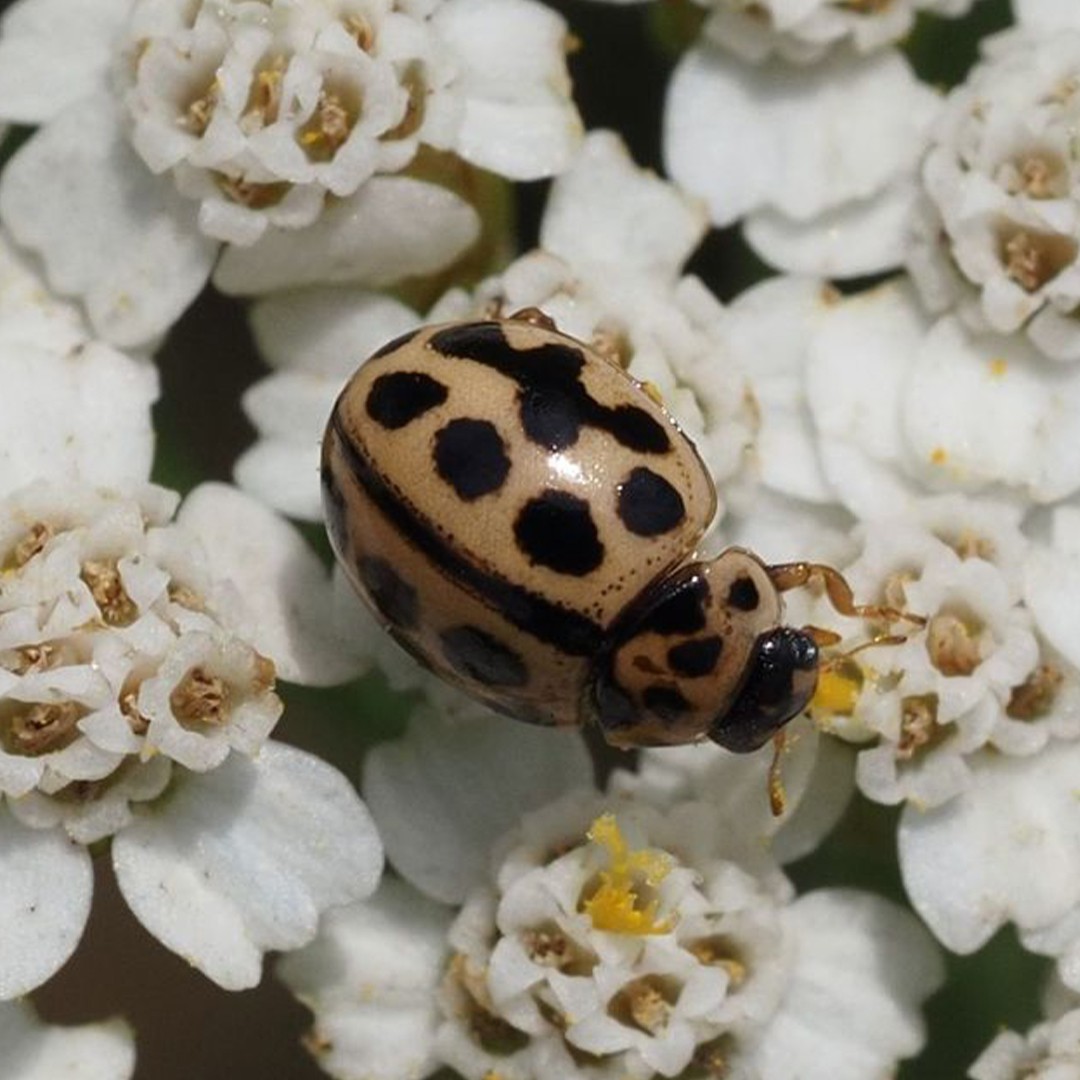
768, 730, 788, 817
767, 561, 926, 627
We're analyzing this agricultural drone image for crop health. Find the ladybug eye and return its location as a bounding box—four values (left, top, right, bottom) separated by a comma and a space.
708, 627, 819, 753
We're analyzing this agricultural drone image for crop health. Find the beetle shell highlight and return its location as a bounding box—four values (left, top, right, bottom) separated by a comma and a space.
323, 316, 819, 750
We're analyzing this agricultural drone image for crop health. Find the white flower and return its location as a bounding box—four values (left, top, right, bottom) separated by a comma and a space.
0, 482, 382, 998
805, 502, 1077, 810
969, 1007, 1080, 1079
280, 707, 943, 1080
0, 0, 582, 345
236, 130, 756, 522
0, 231, 158, 499
0, 1000, 135, 1080
664, 46, 940, 277
801, 278, 1080, 518
908, 28, 1080, 362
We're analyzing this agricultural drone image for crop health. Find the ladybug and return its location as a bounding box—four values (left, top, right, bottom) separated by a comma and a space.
322, 309, 878, 752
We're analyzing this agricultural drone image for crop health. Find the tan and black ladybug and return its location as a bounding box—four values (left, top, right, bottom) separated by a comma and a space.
323, 309, 884, 752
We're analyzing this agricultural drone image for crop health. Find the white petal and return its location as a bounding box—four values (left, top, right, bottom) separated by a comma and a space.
746, 890, 943, 1080
0, 1001, 135, 1080
0, 0, 130, 124
903, 319, 1080, 502
0, 810, 91, 999
213, 176, 479, 295
1025, 545, 1080, 672
113, 741, 383, 990
899, 743, 1080, 954
249, 288, 418, 375
363, 707, 593, 904
540, 130, 707, 278
176, 483, 363, 686
233, 439, 324, 522
278, 877, 451, 1080
745, 178, 918, 278
0, 96, 217, 347
0, 339, 157, 499
435, 0, 581, 179
664, 46, 938, 227
1013, 0, 1080, 30
726, 275, 836, 504
805, 279, 929, 518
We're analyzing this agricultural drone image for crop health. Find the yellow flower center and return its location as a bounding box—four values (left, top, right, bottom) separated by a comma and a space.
581, 814, 674, 935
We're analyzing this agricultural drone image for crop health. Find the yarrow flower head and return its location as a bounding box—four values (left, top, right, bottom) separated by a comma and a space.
807, 498, 1064, 810
0, 481, 382, 1000
909, 26, 1080, 362
0, 0, 582, 344
280, 710, 943, 1080
0, 483, 281, 834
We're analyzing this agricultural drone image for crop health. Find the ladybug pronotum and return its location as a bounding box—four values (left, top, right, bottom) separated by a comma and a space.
323, 309, 878, 752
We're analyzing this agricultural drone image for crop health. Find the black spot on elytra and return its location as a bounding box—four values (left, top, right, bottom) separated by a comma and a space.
643, 685, 691, 723
728, 575, 760, 612
366, 371, 448, 429
356, 556, 419, 630
667, 636, 723, 678
440, 625, 528, 688
369, 327, 422, 361
428, 322, 671, 454
638, 574, 709, 636
514, 490, 604, 576
433, 418, 510, 501
617, 467, 686, 537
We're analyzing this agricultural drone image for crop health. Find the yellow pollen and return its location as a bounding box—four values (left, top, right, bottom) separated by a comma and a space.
930, 447, 948, 466
989, 357, 1008, 377
812, 665, 861, 716
582, 814, 674, 935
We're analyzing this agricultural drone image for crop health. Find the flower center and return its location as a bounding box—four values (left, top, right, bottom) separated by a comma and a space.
1005, 149, 1068, 200
521, 921, 597, 975
580, 814, 675, 935
82, 559, 138, 626
608, 974, 680, 1035
997, 224, 1077, 292
687, 935, 748, 987
925, 611, 982, 677
1006, 663, 1064, 720
4, 522, 54, 570
0, 700, 85, 756
896, 693, 942, 760
170, 666, 230, 729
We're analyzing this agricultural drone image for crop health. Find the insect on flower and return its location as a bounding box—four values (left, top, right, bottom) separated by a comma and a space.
323, 309, 916, 753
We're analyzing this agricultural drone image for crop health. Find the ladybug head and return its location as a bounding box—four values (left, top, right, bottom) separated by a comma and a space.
589, 549, 820, 752
707, 625, 819, 752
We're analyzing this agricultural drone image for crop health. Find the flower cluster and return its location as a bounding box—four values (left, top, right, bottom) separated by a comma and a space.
3, 0, 1080, 1075
910, 27, 1080, 361
281, 713, 942, 1080
0, 0, 581, 344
